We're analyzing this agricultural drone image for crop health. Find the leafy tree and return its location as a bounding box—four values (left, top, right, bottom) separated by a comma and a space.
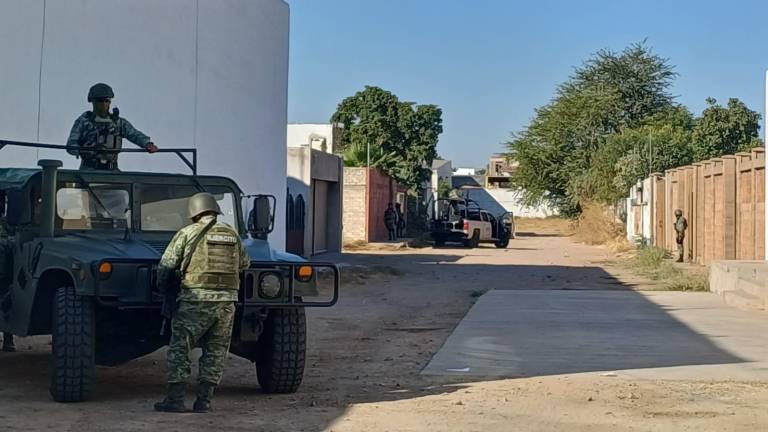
691, 97, 762, 160
578, 105, 695, 204
508, 42, 676, 214
331, 86, 443, 190
437, 178, 452, 199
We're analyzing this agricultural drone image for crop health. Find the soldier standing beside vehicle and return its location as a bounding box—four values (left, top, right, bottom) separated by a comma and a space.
0, 191, 16, 352
395, 202, 406, 238
674, 209, 688, 263
384, 203, 397, 241
154, 193, 250, 413
66, 83, 159, 171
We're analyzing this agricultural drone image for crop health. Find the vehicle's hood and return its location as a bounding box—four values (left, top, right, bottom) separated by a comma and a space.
243, 238, 305, 263
41, 233, 165, 262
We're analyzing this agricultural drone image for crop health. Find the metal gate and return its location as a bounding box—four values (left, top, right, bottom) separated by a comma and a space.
285, 192, 306, 256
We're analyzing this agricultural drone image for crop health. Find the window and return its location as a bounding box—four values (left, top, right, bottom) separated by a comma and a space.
139, 185, 237, 232
56, 184, 131, 230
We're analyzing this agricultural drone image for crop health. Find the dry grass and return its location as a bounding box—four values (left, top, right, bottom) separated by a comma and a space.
515, 217, 574, 236
625, 246, 709, 292
341, 264, 404, 285
573, 203, 625, 246
343, 240, 406, 252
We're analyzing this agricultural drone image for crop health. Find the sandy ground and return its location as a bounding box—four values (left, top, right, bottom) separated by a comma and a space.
0, 230, 766, 431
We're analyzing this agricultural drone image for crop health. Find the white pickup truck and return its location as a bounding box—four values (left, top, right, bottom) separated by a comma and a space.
430, 198, 514, 248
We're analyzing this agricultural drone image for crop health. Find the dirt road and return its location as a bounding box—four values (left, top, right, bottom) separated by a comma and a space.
0, 231, 766, 431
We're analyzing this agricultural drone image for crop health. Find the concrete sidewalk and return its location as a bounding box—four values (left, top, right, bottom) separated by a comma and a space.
423, 290, 768, 380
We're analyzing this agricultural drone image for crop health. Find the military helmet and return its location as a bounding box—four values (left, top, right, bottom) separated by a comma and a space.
87, 83, 114, 102
674, 209, 683, 217
188, 193, 222, 219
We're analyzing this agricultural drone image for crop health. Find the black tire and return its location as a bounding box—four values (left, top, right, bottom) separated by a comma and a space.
50, 285, 95, 403
256, 307, 306, 394
495, 235, 510, 248
463, 230, 480, 248
433, 236, 445, 247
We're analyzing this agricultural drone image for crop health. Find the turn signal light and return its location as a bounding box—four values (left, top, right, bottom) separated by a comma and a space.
296, 265, 313, 282
99, 262, 113, 274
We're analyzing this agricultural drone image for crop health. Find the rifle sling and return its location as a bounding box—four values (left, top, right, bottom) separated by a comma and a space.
180, 218, 217, 277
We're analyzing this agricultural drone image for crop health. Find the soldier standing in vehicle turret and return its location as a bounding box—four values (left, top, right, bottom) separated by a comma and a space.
154, 193, 250, 413
66, 83, 159, 171
0, 191, 16, 352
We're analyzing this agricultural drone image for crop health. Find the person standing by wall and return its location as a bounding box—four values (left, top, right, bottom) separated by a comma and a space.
395, 202, 406, 238
674, 209, 688, 263
384, 203, 397, 241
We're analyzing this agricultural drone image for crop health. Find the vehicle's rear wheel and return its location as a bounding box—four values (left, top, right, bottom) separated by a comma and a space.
256, 307, 306, 393
463, 230, 480, 248
433, 235, 445, 247
50, 285, 95, 402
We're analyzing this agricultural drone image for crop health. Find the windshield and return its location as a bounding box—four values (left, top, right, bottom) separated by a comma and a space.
56, 183, 131, 230
139, 184, 237, 232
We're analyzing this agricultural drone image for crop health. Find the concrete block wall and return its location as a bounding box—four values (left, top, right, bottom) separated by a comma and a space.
628, 148, 765, 264
342, 168, 367, 243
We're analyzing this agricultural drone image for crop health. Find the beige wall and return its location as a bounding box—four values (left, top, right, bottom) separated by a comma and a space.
640, 148, 765, 264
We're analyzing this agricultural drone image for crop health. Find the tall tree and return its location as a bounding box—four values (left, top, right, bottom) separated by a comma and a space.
691, 97, 762, 160
508, 42, 676, 214
331, 86, 443, 190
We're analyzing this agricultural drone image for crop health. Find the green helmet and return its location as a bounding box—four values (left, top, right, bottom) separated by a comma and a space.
87, 83, 114, 102
674, 209, 683, 217
188, 193, 222, 220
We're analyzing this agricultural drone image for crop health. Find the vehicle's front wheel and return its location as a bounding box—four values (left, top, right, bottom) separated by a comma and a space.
50, 285, 95, 402
495, 237, 510, 248
256, 307, 306, 393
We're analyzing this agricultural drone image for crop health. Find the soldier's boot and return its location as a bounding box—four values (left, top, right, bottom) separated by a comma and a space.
154, 383, 187, 413
193, 382, 216, 413
2, 333, 15, 352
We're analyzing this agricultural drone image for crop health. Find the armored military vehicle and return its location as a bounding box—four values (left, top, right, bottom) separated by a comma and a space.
430, 197, 514, 248
0, 141, 338, 402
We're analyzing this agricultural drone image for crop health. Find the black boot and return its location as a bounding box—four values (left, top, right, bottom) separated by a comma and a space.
193, 382, 216, 413
154, 383, 187, 413
2, 333, 15, 352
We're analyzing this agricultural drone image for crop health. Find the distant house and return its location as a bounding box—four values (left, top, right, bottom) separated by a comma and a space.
286, 124, 344, 256
429, 159, 453, 202
486, 153, 515, 188
287, 123, 344, 154
454, 167, 476, 176
343, 168, 407, 243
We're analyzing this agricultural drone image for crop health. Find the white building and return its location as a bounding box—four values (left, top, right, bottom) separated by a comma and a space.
454, 167, 476, 176
0, 0, 289, 250
287, 123, 343, 154
429, 159, 453, 202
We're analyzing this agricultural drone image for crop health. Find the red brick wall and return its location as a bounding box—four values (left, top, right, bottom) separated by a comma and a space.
367, 169, 396, 242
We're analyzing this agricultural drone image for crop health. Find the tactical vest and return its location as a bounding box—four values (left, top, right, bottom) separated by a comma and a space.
81, 113, 122, 163
182, 224, 242, 290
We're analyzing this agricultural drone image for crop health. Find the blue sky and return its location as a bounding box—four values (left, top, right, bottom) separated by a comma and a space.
287, 0, 767, 168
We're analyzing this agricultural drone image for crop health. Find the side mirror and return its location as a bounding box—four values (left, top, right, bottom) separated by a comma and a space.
247, 195, 275, 239
5, 188, 32, 226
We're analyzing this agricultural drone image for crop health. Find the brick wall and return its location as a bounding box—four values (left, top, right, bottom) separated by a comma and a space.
342, 168, 367, 242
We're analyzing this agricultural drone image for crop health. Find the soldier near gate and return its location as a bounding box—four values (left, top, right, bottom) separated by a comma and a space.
66, 83, 159, 170
154, 193, 250, 413
384, 202, 397, 241
0, 191, 16, 352
674, 209, 688, 263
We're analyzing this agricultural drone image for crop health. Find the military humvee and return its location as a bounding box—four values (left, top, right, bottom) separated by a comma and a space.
0, 141, 339, 403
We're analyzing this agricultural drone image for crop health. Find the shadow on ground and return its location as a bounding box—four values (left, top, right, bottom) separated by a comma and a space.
0, 247, 749, 431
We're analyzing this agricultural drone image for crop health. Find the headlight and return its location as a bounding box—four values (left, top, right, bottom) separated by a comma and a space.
258, 272, 283, 299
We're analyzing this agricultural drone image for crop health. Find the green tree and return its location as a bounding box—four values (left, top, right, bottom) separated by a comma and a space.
331, 86, 443, 190
437, 178, 452, 198
691, 97, 762, 160
578, 105, 695, 204
508, 42, 676, 215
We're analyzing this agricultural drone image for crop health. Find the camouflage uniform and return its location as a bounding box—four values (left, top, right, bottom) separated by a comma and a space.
157, 215, 250, 385
66, 111, 152, 170
0, 215, 16, 351
384, 207, 397, 241
674, 212, 688, 263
